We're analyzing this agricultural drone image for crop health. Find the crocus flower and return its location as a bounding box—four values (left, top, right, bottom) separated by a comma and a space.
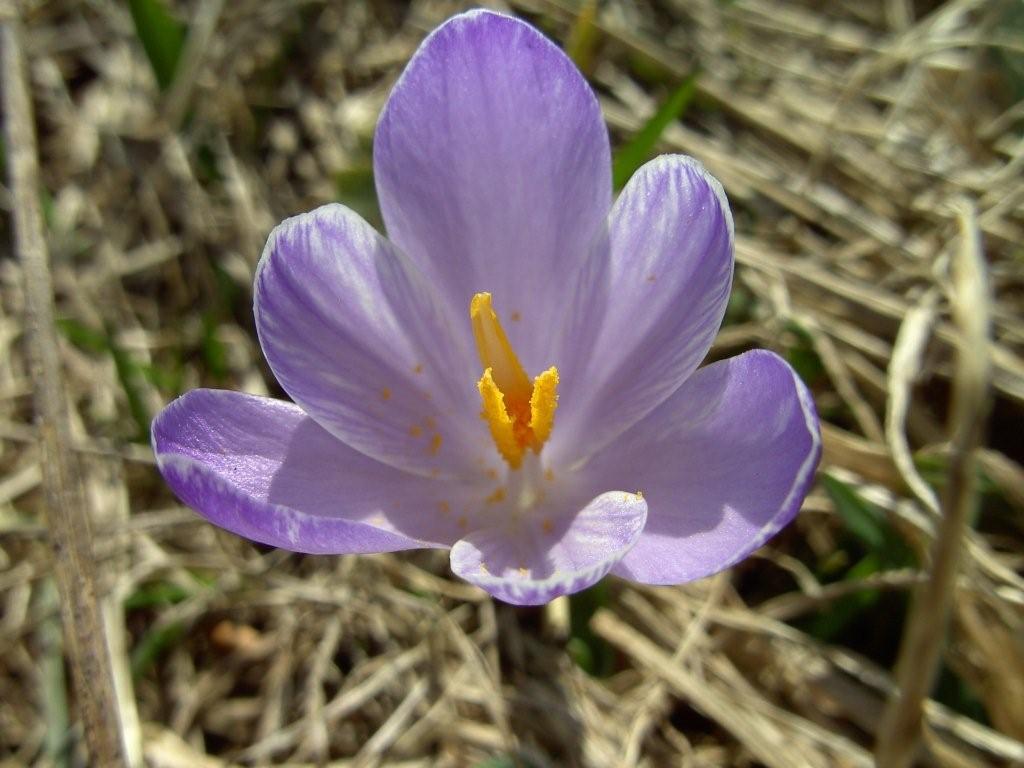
152, 10, 821, 606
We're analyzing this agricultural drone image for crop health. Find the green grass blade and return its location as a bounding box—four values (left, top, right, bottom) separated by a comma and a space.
39, 579, 72, 768
821, 473, 888, 552
565, 0, 600, 75
612, 75, 697, 189
335, 165, 382, 227
57, 319, 153, 440
128, 0, 187, 91
821, 473, 915, 567
568, 579, 614, 676
131, 620, 186, 679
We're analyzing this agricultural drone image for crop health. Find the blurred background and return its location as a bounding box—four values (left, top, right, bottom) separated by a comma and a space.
2, 0, 1023, 766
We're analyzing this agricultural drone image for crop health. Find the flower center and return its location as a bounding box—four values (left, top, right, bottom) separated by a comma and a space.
470, 292, 559, 469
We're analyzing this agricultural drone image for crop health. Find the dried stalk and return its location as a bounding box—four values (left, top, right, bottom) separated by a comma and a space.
875, 203, 992, 768
162, 0, 226, 130
1, 11, 126, 767
886, 290, 941, 514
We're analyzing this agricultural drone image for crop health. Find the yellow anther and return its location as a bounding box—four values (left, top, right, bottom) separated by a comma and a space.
529, 367, 559, 446
471, 293, 559, 469
478, 368, 522, 466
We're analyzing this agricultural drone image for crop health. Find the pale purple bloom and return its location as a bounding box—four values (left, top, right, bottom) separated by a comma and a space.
152, 10, 821, 605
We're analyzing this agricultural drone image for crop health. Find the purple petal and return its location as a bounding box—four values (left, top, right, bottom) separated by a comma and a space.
255, 203, 489, 479
374, 10, 611, 371
450, 490, 647, 605
579, 350, 820, 585
152, 389, 481, 553
549, 156, 734, 466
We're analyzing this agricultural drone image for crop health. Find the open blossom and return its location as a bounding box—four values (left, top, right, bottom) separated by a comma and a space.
152, 10, 821, 605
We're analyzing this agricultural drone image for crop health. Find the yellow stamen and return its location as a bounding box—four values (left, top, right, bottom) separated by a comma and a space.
529, 367, 559, 446
478, 368, 521, 466
471, 293, 559, 468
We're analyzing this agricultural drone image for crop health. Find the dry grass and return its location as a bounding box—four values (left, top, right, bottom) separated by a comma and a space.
1, 0, 1023, 766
